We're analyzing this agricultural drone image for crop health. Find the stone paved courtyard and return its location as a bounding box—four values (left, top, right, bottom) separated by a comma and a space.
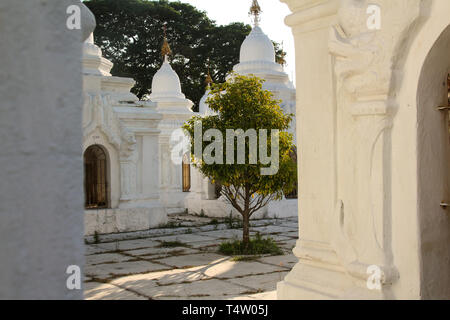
84, 214, 298, 300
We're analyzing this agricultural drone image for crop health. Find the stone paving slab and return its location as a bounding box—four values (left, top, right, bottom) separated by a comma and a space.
130, 278, 250, 299
283, 231, 299, 238
278, 239, 297, 251
229, 290, 277, 300
227, 272, 288, 292
157, 253, 228, 269
265, 235, 296, 242
251, 225, 298, 235
86, 252, 134, 266
152, 233, 216, 243
124, 246, 200, 258
85, 260, 170, 280
199, 229, 245, 239
189, 241, 221, 252
84, 282, 147, 300
96, 239, 161, 252
169, 214, 215, 224
85, 244, 113, 255
257, 254, 298, 269
199, 260, 287, 279
85, 216, 297, 244
280, 223, 298, 229
111, 267, 208, 288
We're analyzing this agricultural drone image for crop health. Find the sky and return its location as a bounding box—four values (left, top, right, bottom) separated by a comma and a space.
169, 0, 296, 84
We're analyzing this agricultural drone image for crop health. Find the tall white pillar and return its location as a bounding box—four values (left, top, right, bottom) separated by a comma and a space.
0, 0, 95, 299
277, 0, 341, 299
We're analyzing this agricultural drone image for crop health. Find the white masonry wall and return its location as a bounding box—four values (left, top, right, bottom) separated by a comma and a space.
0, 0, 94, 299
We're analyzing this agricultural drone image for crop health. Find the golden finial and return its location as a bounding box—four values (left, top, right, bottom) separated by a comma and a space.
161, 24, 172, 59
249, 0, 262, 26
205, 67, 213, 87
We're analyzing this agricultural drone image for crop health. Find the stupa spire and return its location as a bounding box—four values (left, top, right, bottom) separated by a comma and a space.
205, 66, 213, 87
161, 24, 172, 62
249, 0, 262, 27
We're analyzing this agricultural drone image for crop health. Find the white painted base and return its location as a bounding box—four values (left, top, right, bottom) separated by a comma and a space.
84, 207, 167, 236
267, 199, 298, 218
276, 240, 390, 300
161, 190, 188, 215
185, 196, 297, 219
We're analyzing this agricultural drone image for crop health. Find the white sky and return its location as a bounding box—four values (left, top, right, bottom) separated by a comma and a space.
168, 0, 295, 84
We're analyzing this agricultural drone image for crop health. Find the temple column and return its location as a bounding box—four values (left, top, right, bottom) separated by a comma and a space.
0, 0, 94, 299
277, 0, 344, 299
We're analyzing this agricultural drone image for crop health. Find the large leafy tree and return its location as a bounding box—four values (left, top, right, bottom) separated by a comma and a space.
84, 0, 285, 110
183, 74, 297, 247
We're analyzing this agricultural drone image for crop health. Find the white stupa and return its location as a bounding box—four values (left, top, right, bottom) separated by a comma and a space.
234, 25, 285, 77
83, 33, 113, 76
186, 0, 298, 219
233, 0, 296, 142
149, 34, 194, 214
83, 34, 138, 104
150, 35, 193, 113
198, 70, 217, 116
150, 56, 187, 102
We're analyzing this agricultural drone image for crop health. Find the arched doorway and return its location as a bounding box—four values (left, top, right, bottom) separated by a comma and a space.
416, 24, 450, 299
84, 145, 110, 209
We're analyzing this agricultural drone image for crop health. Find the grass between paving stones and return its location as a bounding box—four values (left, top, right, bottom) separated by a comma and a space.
156, 241, 191, 248
231, 255, 261, 262
158, 221, 184, 229
218, 234, 284, 257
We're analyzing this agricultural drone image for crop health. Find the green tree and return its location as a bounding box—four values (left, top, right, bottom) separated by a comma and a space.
84, 0, 285, 110
183, 74, 297, 247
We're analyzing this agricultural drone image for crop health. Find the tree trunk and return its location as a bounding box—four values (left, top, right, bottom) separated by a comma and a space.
242, 185, 251, 250
242, 211, 250, 250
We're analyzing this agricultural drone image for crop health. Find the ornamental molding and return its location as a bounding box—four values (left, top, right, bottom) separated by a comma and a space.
83, 92, 137, 159
326, 0, 427, 286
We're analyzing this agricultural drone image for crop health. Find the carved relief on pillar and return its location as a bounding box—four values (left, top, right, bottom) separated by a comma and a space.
118, 127, 138, 200
159, 135, 180, 190
83, 93, 121, 150
160, 140, 171, 189
83, 92, 138, 200
328, 0, 423, 286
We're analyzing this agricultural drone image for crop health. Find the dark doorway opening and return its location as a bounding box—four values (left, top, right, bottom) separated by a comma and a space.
84, 145, 109, 209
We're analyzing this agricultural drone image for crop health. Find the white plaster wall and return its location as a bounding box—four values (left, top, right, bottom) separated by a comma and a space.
267, 199, 298, 219
85, 207, 167, 235
0, 0, 94, 299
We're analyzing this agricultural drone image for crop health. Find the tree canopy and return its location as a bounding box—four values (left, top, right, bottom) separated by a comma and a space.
183, 74, 297, 246
84, 0, 286, 110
